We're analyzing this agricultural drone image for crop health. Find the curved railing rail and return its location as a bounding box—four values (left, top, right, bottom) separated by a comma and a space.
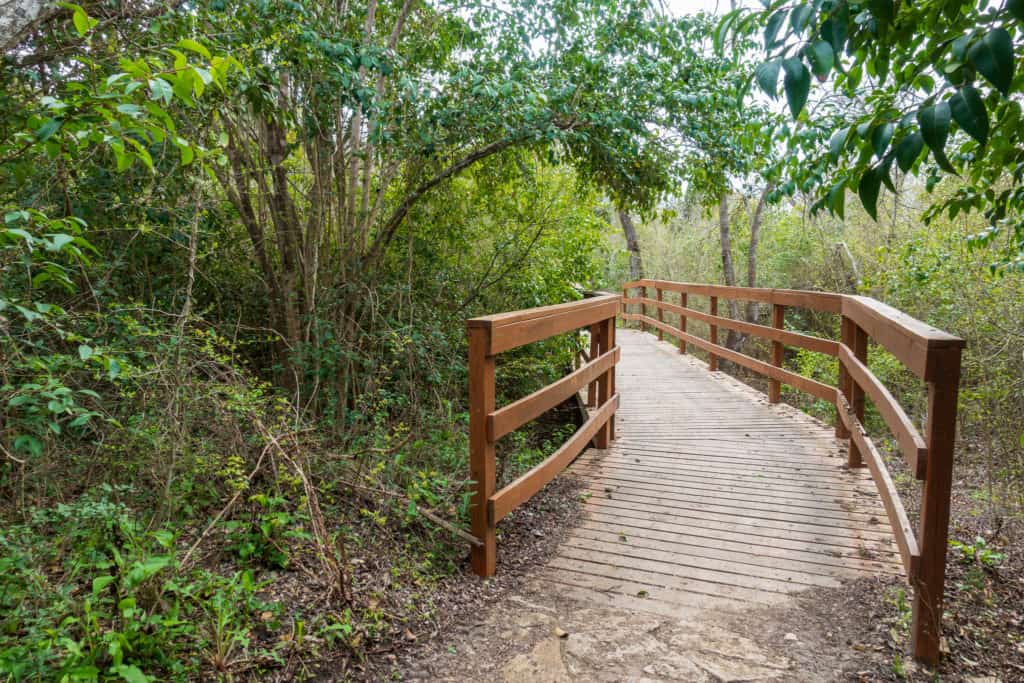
621, 279, 964, 665
466, 294, 621, 577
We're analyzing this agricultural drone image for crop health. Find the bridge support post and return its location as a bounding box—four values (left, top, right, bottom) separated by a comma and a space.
656, 288, 664, 341
769, 304, 785, 403
912, 349, 961, 665
679, 292, 687, 354
839, 317, 868, 467
468, 326, 496, 577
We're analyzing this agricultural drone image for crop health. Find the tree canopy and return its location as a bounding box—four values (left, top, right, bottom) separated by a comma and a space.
723, 0, 1024, 271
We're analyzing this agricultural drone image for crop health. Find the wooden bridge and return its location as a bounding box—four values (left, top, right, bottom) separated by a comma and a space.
465, 280, 964, 665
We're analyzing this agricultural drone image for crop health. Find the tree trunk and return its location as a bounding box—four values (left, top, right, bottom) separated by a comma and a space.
718, 195, 743, 351
744, 186, 770, 324
619, 210, 643, 280
1, 0, 54, 52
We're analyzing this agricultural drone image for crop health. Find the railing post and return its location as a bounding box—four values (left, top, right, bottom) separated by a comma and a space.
606, 315, 617, 442
769, 304, 785, 403
640, 285, 648, 333
593, 316, 613, 447
679, 292, 687, 354
912, 348, 962, 665
656, 287, 664, 341
468, 325, 496, 577
586, 323, 599, 407
708, 295, 719, 371
839, 316, 868, 466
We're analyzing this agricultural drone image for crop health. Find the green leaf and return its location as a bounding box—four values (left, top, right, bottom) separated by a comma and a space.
13, 435, 42, 457
107, 358, 121, 380
918, 102, 951, 154
967, 28, 1014, 96
92, 575, 116, 595
1009, 0, 1024, 22
895, 132, 923, 172
782, 58, 810, 118
870, 0, 894, 27
5, 228, 33, 243
112, 664, 151, 683
764, 9, 787, 49
827, 180, 846, 220
789, 5, 812, 33
36, 118, 62, 141
70, 5, 97, 36
949, 85, 988, 145
871, 122, 894, 158
918, 102, 958, 173
179, 142, 195, 165
806, 41, 834, 80
829, 127, 849, 162
148, 78, 173, 105
4, 209, 28, 225
755, 59, 782, 99
47, 233, 76, 252
177, 38, 211, 59
858, 166, 882, 220
78, 344, 93, 361
880, 159, 896, 192
69, 413, 95, 427
820, 10, 848, 54
125, 556, 172, 588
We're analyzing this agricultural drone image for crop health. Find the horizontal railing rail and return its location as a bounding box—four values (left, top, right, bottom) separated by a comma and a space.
466, 294, 620, 576
621, 279, 964, 665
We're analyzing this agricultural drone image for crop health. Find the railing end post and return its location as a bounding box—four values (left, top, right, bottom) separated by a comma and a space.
468, 325, 497, 577
911, 351, 962, 665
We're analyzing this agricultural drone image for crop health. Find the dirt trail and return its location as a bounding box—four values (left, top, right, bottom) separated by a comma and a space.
398, 571, 910, 682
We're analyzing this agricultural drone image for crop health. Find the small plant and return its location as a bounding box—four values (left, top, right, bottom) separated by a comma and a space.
950, 535, 1006, 591
224, 494, 309, 569
887, 586, 913, 642
891, 652, 906, 679
949, 535, 1006, 570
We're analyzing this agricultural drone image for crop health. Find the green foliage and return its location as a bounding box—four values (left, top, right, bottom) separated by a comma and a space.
724, 0, 1024, 270
950, 535, 1006, 570
224, 494, 311, 569
0, 487, 279, 680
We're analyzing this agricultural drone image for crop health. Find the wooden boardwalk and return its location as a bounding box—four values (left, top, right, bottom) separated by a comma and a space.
539, 329, 903, 617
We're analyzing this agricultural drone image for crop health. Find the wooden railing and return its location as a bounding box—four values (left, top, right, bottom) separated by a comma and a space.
466, 294, 621, 577
621, 279, 964, 665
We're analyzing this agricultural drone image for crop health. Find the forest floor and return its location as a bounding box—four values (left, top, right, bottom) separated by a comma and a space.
384, 471, 1021, 683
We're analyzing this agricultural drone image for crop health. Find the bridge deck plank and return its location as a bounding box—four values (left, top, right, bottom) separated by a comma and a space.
544, 329, 902, 614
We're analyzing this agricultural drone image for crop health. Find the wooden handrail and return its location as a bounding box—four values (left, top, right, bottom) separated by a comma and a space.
467, 295, 620, 577
621, 279, 964, 665
624, 296, 839, 356
626, 278, 844, 312
488, 346, 620, 441
838, 343, 928, 478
